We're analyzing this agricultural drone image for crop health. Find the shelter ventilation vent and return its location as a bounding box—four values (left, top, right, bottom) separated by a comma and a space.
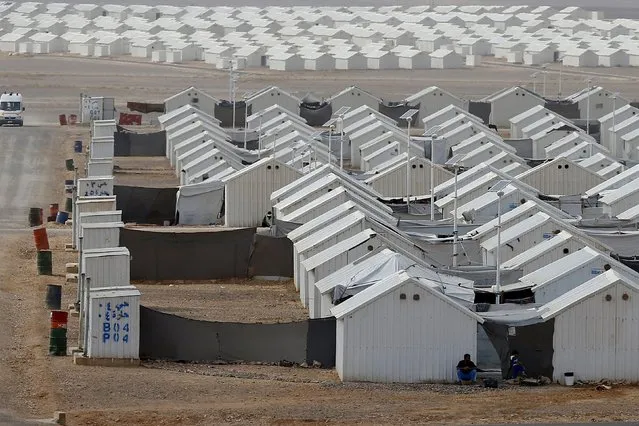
413, 294, 420, 301
623, 293, 630, 301
605, 294, 612, 301
400, 293, 407, 300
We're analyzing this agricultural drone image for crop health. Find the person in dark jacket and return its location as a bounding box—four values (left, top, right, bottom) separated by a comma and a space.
456, 353, 477, 383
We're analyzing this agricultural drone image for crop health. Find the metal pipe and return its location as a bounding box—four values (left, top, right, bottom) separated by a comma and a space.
452, 166, 459, 268
328, 125, 334, 166
496, 192, 503, 304
78, 272, 86, 349
258, 113, 262, 160
243, 101, 248, 149
406, 119, 411, 212
586, 79, 592, 135
83, 276, 91, 356
612, 94, 617, 157
430, 136, 436, 221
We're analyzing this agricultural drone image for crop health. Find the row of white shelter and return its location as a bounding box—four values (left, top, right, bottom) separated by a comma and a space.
69, 119, 141, 364
4, 3, 639, 68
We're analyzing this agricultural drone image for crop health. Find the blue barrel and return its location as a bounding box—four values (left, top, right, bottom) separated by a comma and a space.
73, 140, 82, 153
45, 284, 62, 310
56, 211, 69, 224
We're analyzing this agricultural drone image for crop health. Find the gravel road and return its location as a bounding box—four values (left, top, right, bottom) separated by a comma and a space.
0, 126, 61, 232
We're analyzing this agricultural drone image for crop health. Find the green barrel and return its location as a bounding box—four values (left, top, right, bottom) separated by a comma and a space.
65, 159, 74, 171
49, 327, 67, 356
37, 250, 52, 275
65, 197, 72, 213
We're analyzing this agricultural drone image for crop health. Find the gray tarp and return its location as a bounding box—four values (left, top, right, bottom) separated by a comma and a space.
175, 180, 225, 225
481, 319, 554, 379
299, 101, 332, 127
114, 127, 166, 156
114, 185, 177, 225
122, 227, 256, 280
468, 101, 491, 125
139, 306, 336, 367
247, 234, 294, 278
214, 101, 251, 128
378, 101, 420, 127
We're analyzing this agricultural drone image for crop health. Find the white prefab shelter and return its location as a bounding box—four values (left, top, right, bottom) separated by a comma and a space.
519, 247, 611, 305
164, 87, 218, 117
269, 52, 305, 71
516, 157, 606, 196
364, 156, 453, 198
222, 157, 302, 227
405, 86, 464, 127
483, 87, 545, 128
87, 286, 140, 360
397, 49, 431, 70
332, 271, 483, 383
429, 49, 465, 69
539, 270, 639, 383
247, 86, 300, 117
329, 86, 381, 113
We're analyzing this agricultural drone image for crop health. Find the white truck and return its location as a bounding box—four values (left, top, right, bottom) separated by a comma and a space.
0, 92, 24, 126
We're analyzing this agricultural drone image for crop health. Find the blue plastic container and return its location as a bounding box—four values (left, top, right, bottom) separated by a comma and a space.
55, 211, 69, 224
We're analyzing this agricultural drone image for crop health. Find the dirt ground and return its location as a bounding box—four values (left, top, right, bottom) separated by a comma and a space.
135, 279, 308, 323
1, 55, 639, 425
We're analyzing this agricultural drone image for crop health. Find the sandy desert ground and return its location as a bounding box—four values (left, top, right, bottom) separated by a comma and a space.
1, 54, 639, 425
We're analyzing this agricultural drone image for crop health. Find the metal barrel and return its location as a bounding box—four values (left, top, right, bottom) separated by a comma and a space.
28, 207, 43, 227
56, 211, 69, 224
37, 250, 53, 275
33, 227, 50, 251
45, 284, 62, 310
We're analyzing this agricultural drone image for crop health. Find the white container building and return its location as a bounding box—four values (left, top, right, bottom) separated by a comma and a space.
332, 270, 483, 383
539, 270, 639, 383
222, 157, 302, 227
87, 286, 140, 360
80, 222, 124, 251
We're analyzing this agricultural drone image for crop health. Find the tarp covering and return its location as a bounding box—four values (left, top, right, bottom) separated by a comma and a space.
482, 319, 554, 379
583, 229, 639, 257
114, 126, 166, 156
139, 306, 336, 366
127, 101, 165, 114
273, 219, 301, 236
299, 100, 332, 126
378, 101, 420, 127
214, 100, 251, 128
114, 185, 177, 225
175, 180, 225, 225
545, 101, 580, 119
247, 234, 294, 278
468, 101, 491, 125
121, 227, 256, 280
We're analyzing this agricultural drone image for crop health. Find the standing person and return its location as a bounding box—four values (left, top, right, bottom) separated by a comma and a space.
456, 353, 477, 383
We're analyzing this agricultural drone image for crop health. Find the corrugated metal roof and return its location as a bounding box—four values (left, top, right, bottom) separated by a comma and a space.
539, 269, 639, 320
315, 248, 397, 293
287, 201, 357, 241
295, 211, 366, 253
520, 246, 603, 289
501, 231, 573, 269
600, 176, 639, 205
481, 212, 552, 251
330, 270, 483, 322
301, 229, 377, 271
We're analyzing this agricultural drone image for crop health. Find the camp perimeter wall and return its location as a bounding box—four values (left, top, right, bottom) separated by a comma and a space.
122, 227, 294, 280
114, 128, 166, 156
140, 306, 336, 367
114, 185, 177, 225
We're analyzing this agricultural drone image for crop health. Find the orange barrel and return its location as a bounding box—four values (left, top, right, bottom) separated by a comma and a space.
33, 227, 49, 251
49, 203, 59, 217
50, 310, 68, 329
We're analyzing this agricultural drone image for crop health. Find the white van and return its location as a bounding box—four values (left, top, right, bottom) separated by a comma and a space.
0, 92, 24, 126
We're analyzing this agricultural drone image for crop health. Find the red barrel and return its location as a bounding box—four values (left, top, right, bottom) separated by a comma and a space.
50, 310, 68, 329
49, 203, 59, 217
33, 227, 49, 250
58, 114, 67, 126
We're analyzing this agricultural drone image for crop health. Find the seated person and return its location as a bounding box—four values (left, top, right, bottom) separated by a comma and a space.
456, 353, 477, 383
509, 350, 526, 379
